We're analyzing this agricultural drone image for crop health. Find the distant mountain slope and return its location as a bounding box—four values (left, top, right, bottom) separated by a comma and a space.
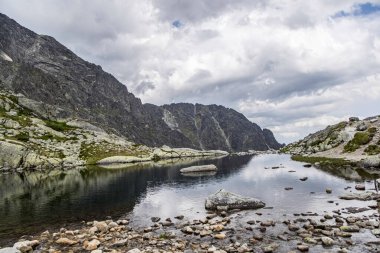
0, 13, 282, 151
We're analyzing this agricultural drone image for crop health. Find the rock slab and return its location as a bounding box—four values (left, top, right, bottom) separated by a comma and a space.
180, 164, 217, 173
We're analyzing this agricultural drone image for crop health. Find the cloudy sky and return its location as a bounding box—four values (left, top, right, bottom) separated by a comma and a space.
1, 0, 380, 143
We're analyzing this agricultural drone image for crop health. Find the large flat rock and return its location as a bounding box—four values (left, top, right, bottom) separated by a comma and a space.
180, 164, 217, 173
205, 189, 265, 211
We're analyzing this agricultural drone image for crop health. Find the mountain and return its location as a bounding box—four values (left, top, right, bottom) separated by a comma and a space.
0, 13, 282, 152
282, 116, 380, 167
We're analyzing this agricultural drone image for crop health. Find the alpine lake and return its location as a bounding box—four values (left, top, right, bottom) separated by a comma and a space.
1, 154, 380, 252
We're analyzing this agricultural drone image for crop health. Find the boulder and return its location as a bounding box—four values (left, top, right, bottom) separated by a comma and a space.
97, 156, 150, 165
356, 122, 367, 131
361, 156, 380, 168
180, 164, 217, 173
205, 189, 265, 211
0, 141, 26, 169
349, 117, 359, 122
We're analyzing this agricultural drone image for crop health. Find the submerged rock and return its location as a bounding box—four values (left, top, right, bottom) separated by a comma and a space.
205, 189, 265, 211
180, 164, 217, 173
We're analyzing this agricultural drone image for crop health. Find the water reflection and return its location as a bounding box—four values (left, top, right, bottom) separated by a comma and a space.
0, 155, 251, 245
0, 154, 379, 247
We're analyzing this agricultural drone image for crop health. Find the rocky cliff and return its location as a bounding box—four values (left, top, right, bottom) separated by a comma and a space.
282, 116, 380, 168
0, 13, 281, 152
0, 90, 229, 171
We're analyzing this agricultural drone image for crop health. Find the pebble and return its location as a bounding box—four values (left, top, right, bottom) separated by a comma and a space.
85, 239, 100, 251
55, 238, 78, 245
340, 225, 360, 232
94, 221, 108, 232
151, 217, 160, 222
214, 233, 226, 239
297, 244, 309, 252
321, 236, 334, 246
127, 249, 141, 253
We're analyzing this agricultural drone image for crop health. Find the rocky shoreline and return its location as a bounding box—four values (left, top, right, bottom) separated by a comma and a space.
2, 206, 380, 253
2, 187, 380, 253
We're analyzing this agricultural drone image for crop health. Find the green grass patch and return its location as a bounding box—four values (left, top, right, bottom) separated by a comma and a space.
79, 142, 150, 165
291, 155, 353, 167
39, 133, 67, 142
44, 120, 76, 132
364, 145, 380, 155
15, 132, 29, 142
344, 132, 372, 152
368, 127, 377, 135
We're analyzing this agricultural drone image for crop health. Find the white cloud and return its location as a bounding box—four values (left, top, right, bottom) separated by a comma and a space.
1, 0, 380, 143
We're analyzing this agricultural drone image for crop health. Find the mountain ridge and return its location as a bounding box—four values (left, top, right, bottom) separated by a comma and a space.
0, 13, 282, 152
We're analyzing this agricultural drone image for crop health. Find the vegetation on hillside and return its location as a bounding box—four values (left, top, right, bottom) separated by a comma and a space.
343, 128, 377, 153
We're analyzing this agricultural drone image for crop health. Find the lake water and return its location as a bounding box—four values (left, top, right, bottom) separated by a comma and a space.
0, 154, 379, 246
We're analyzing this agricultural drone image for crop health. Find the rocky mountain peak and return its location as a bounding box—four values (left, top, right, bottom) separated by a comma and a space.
0, 13, 282, 152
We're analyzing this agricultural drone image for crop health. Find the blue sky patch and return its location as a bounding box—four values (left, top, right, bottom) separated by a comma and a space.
333, 2, 380, 18
172, 20, 183, 28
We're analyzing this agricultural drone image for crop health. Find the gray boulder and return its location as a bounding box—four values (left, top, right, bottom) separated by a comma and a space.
0, 141, 26, 169
349, 117, 359, 122
180, 164, 217, 173
361, 156, 380, 168
356, 122, 367, 131
205, 189, 265, 211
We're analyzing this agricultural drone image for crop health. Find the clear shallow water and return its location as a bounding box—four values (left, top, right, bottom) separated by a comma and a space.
0, 154, 379, 246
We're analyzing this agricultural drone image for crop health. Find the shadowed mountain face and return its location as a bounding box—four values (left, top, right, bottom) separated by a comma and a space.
0, 13, 282, 151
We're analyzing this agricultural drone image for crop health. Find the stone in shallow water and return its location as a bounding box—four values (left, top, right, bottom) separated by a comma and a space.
355, 184, 366, 191
339, 191, 378, 200
321, 236, 334, 246
297, 244, 309, 252
151, 217, 160, 222
205, 189, 265, 211
214, 233, 226, 239
340, 225, 360, 232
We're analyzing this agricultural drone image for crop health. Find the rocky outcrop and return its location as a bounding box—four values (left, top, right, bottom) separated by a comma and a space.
0, 13, 281, 152
205, 189, 265, 211
283, 116, 380, 167
0, 141, 26, 168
